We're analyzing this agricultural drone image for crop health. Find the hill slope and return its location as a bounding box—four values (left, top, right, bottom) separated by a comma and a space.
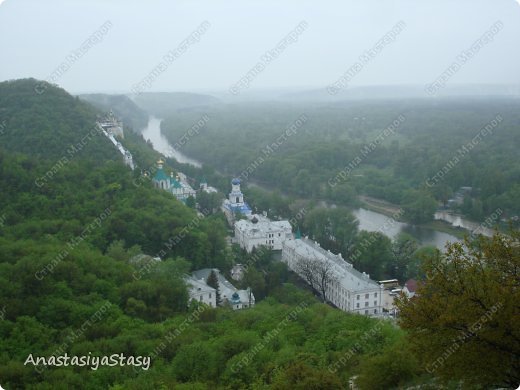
0, 79, 115, 160
79, 93, 149, 131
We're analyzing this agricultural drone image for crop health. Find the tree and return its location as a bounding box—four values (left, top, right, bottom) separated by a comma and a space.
243, 267, 266, 300
352, 231, 393, 280
389, 233, 419, 282
197, 191, 223, 214
206, 269, 221, 305
403, 189, 437, 224
185, 195, 196, 209
303, 207, 359, 257
396, 230, 520, 388
314, 258, 337, 303
295, 256, 337, 302
294, 256, 318, 292
356, 342, 420, 390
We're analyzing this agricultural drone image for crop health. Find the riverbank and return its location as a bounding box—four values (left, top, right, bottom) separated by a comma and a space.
421, 220, 468, 240
358, 195, 403, 218
358, 195, 472, 239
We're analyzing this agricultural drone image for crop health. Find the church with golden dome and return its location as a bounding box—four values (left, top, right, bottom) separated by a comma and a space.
152, 159, 196, 202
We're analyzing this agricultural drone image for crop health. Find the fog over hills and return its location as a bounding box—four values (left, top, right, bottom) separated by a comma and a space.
1, 0, 519, 93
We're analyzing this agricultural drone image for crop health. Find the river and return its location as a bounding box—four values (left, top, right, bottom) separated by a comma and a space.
141, 116, 463, 250
434, 211, 494, 237
141, 116, 202, 167
353, 208, 460, 250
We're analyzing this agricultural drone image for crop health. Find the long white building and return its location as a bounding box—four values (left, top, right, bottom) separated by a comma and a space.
282, 237, 383, 316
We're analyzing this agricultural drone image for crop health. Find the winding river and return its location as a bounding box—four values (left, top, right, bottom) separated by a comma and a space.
141, 116, 202, 167
141, 116, 470, 250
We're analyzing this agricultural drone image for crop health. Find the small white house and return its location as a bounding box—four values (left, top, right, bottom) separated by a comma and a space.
190, 268, 255, 310
185, 276, 216, 307
403, 279, 418, 298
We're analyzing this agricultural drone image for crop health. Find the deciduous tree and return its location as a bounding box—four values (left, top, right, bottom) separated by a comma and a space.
396, 230, 520, 388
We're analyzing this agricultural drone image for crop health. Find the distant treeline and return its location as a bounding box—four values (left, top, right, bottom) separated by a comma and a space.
161, 98, 520, 224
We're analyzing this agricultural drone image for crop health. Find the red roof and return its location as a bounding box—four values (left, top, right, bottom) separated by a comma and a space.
404, 279, 418, 292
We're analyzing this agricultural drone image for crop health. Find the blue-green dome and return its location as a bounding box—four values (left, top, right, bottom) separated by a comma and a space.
154, 168, 169, 182
231, 292, 241, 304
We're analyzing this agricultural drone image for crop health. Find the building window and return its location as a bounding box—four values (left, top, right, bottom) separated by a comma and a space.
374, 292, 377, 297
365, 310, 368, 315
374, 309, 377, 314
357, 295, 360, 300
209, 293, 212, 298
374, 301, 377, 306
199, 295, 203, 301
365, 294, 369, 299
356, 303, 359, 308
365, 302, 368, 307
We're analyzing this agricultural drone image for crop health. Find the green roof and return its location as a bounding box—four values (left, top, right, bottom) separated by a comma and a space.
154, 168, 169, 182
170, 177, 182, 189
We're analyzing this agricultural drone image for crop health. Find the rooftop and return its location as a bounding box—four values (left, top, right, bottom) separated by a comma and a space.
235, 217, 292, 236
191, 268, 254, 304
284, 238, 380, 292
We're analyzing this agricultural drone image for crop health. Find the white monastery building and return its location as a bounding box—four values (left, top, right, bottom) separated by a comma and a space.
235, 215, 292, 252
152, 159, 197, 202
224, 178, 387, 317
282, 238, 383, 316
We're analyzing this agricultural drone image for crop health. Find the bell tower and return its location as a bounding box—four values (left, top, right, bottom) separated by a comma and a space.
229, 178, 244, 206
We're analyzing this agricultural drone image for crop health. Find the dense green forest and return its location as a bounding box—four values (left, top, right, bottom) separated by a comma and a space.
160, 99, 520, 224
1, 79, 517, 389
0, 79, 412, 389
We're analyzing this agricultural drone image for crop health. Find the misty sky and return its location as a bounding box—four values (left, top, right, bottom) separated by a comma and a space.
0, 0, 519, 94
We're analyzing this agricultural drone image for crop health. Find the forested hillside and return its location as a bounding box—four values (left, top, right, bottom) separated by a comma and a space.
0, 79, 416, 389
79, 93, 149, 131
161, 99, 520, 224
0, 79, 115, 160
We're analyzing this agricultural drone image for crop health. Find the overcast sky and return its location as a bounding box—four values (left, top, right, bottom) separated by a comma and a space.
0, 0, 519, 94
